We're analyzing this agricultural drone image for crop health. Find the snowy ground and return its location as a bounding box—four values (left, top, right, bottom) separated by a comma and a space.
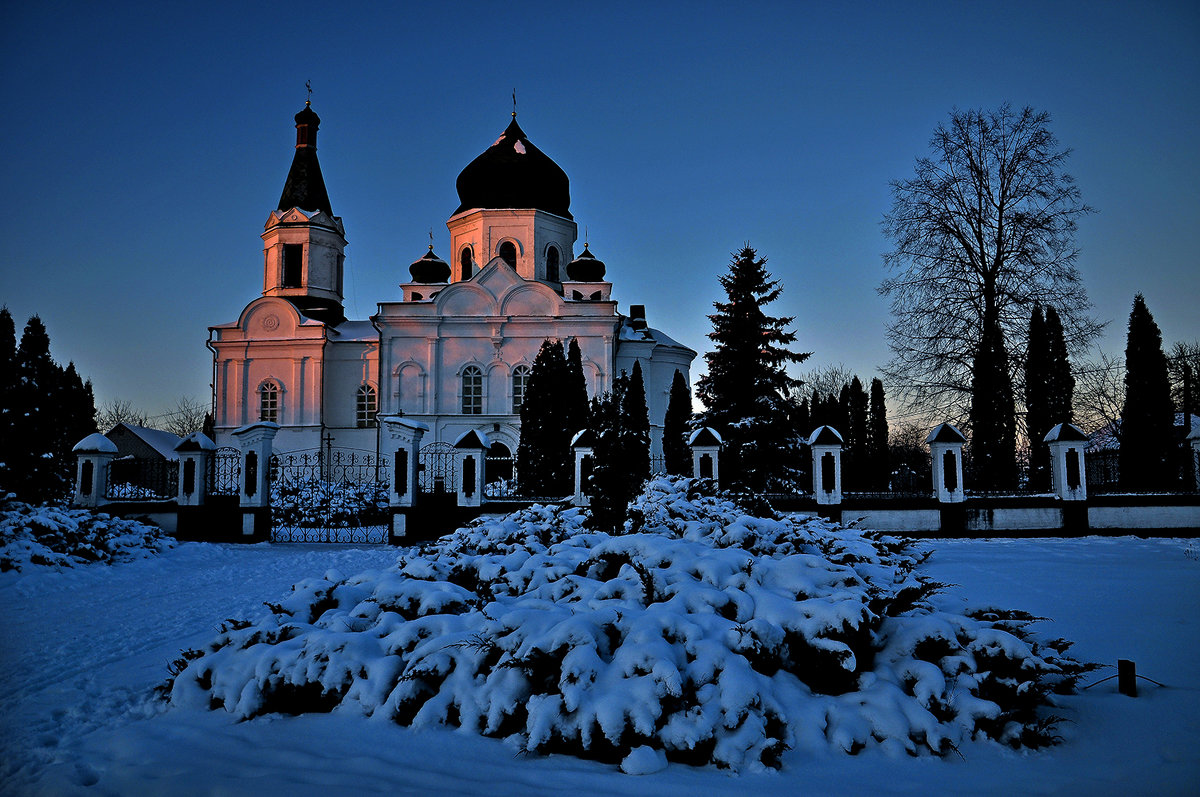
1, 535, 1197, 796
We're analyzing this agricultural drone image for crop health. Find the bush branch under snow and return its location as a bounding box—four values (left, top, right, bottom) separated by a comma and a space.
1, 496, 175, 572
167, 478, 1090, 771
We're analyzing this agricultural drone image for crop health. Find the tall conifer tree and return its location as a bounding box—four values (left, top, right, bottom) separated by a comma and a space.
970, 317, 1018, 489
1120, 295, 1175, 489
564, 339, 590, 440
868, 378, 889, 489
622, 361, 651, 486
696, 245, 809, 491
1044, 306, 1075, 429
1025, 305, 1052, 490
0, 308, 16, 493
663, 369, 693, 476
517, 339, 570, 496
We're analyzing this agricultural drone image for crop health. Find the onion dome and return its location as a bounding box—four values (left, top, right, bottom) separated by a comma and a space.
278, 102, 333, 216
454, 117, 571, 219
409, 245, 450, 283
566, 243, 606, 281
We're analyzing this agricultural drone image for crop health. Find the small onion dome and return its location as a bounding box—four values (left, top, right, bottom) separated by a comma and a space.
454, 117, 572, 219
566, 243, 606, 281
409, 245, 450, 283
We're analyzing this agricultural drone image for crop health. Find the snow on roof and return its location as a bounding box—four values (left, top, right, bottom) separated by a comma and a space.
108, 424, 184, 460
72, 432, 118, 454
328, 320, 378, 341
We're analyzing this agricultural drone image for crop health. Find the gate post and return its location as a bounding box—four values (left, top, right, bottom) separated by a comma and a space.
927, 423, 966, 503
231, 422, 279, 539
454, 430, 489, 508
809, 426, 844, 506
174, 432, 216, 507
72, 433, 117, 508
1045, 423, 1089, 501
688, 427, 722, 484
1189, 423, 1200, 492
571, 429, 595, 506
380, 416, 428, 541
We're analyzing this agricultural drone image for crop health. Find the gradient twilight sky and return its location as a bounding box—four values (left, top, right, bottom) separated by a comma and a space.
2, 1, 1197, 422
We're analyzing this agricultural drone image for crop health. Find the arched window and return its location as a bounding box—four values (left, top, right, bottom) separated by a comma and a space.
259, 382, 280, 423
461, 366, 483, 414
546, 246, 560, 282
499, 241, 517, 268
460, 247, 472, 281
512, 365, 531, 413
356, 384, 378, 428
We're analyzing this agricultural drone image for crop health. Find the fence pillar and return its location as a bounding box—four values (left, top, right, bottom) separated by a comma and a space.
454, 430, 489, 508
571, 429, 595, 506
174, 432, 216, 507
927, 423, 966, 503
688, 427, 723, 484
231, 422, 279, 538
379, 416, 429, 541
809, 426, 844, 505
71, 433, 117, 508
1044, 423, 1089, 501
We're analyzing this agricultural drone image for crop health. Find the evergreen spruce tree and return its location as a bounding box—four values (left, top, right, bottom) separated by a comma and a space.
622, 361, 651, 485
841, 378, 869, 489
663, 369, 693, 476
587, 373, 628, 530
1045, 306, 1075, 429
1025, 305, 1052, 490
696, 245, 809, 492
564, 339, 590, 440
1120, 294, 1175, 489
0, 308, 16, 494
969, 317, 1018, 489
517, 339, 571, 496
868, 378, 889, 489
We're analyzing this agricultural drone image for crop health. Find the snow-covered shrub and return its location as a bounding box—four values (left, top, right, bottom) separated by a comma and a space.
0, 496, 175, 572
167, 477, 1090, 771
270, 478, 389, 529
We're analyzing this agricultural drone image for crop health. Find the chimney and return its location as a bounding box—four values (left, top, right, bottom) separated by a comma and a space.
629, 304, 647, 330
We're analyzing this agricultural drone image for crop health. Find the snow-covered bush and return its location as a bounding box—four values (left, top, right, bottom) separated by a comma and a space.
0, 496, 174, 572
167, 478, 1089, 771
270, 478, 389, 529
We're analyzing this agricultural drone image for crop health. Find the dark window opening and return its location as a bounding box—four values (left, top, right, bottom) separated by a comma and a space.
1066, 448, 1081, 489
463, 456, 476, 497
183, 458, 196, 495
499, 241, 517, 268
395, 449, 408, 496
821, 452, 836, 492
411, 292, 423, 301
546, 247, 560, 281
699, 453, 713, 480
245, 451, 258, 497
943, 450, 958, 491
460, 248, 472, 281
80, 460, 93, 494
282, 244, 303, 288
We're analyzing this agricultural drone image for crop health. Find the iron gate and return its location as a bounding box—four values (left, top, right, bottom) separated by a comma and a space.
209, 447, 242, 497
418, 442, 457, 495
268, 449, 391, 543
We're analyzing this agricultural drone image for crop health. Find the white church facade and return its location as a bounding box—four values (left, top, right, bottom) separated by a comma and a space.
208, 104, 695, 463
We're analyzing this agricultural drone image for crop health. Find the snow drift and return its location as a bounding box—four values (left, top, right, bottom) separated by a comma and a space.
167, 478, 1089, 771
0, 496, 174, 572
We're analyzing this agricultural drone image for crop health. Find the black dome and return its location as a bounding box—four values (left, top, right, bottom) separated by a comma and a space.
454, 117, 571, 219
409, 246, 450, 283
566, 243, 606, 281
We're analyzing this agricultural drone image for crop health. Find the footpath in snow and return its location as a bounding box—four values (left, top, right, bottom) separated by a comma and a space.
1, 533, 1197, 795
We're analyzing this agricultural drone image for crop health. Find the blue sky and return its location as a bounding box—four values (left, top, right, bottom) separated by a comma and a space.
2, 1, 1197, 421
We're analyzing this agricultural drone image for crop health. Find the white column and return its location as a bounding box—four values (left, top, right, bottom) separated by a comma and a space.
1045, 423, 1089, 501
926, 423, 966, 503
808, 426, 844, 506
71, 433, 118, 508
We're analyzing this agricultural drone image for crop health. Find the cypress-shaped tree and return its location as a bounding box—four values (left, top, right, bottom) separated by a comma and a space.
621, 361, 651, 486
0, 308, 16, 494
696, 245, 809, 491
844, 377, 869, 489
1120, 294, 1175, 489
517, 339, 570, 496
868, 378, 889, 489
1044, 306, 1075, 429
587, 373, 628, 530
1025, 305, 1052, 490
663, 369, 693, 476
11, 317, 63, 501
970, 316, 1018, 489
564, 338, 591, 440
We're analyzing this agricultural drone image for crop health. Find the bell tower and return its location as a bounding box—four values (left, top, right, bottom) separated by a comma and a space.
261, 102, 347, 324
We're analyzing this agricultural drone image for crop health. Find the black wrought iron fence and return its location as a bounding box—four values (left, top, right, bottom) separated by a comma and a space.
106, 457, 178, 500
268, 449, 391, 543
208, 447, 242, 497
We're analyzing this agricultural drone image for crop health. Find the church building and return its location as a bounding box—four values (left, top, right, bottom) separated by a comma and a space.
208, 103, 695, 465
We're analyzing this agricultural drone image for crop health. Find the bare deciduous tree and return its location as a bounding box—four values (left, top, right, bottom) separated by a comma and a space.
796, 363, 857, 403
161, 395, 209, 437
880, 104, 1102, 424
96, 399, 150, 431
1073, 351, 1124, 438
